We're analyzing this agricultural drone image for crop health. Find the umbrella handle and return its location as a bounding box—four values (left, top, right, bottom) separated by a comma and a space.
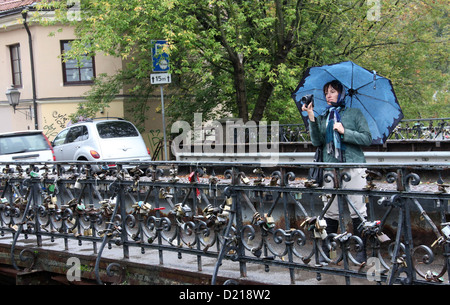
372, 70, 377, 89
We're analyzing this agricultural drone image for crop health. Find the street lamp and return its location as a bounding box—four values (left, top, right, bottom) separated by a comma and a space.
5, 85, 21, 111
5, 85, 34, 124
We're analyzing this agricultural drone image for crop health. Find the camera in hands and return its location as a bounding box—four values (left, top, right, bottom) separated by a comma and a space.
301, 94, 314, 107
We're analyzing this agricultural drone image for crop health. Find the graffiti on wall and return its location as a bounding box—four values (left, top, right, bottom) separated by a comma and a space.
144, 129, 163, 160
43, 111, 70, 139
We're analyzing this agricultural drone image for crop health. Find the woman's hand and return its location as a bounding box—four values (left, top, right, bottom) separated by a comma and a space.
333, 122, 345, 134
301, 102, 315, 122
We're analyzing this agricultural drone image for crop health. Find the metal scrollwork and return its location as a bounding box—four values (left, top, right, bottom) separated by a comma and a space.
19, 248, 38, 271
0, 160, 448, 285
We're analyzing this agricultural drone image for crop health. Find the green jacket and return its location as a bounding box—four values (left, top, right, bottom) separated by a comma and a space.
309, 107, 372, 163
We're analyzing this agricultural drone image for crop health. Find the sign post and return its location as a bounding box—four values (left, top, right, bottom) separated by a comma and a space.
151, 40, 171, 161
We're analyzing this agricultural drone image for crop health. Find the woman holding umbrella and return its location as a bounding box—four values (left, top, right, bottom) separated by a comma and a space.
302, 79, 372, 264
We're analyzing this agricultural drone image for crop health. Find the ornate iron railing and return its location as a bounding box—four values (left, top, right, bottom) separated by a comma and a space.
0, 161, 449, 285
278, 118, 450, 142
389, 118, 450, 140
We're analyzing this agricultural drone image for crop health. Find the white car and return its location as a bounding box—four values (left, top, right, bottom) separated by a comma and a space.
52, 119, 151, 167
0, 130, 55, 162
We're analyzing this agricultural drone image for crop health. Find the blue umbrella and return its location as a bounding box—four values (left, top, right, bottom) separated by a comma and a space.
292, 61, 403, 145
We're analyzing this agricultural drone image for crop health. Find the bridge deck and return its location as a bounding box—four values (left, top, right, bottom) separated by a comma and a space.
0, 234, 376, 286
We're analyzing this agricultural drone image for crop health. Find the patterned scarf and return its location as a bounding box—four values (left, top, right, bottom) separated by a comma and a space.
324, 95, 346, 162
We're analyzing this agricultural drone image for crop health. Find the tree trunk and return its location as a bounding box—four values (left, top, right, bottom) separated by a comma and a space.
251, 81, 274, 123
233, 56, 249, 122
251, 36, 294, 123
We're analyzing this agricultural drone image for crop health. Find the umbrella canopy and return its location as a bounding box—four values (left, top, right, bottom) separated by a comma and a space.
292, 61, 403, 145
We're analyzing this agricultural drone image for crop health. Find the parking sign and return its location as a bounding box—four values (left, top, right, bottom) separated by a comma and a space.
152, 40, 170, 72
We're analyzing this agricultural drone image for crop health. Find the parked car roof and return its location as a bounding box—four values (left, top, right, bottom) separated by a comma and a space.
0, 130, 45, 137
0, 130, 55, 162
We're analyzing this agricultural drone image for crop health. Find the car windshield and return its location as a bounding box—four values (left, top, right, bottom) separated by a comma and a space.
0, 133, 50, 155
96, 121, 139, 139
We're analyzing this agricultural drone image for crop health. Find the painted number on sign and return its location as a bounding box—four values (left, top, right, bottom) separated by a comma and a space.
151, 73, 171, 85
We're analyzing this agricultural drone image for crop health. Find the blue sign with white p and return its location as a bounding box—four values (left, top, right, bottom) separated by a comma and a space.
152, 40, 170, 72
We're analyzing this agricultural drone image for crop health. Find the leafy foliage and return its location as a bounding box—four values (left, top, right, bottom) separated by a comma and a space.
36, 0, 449, 128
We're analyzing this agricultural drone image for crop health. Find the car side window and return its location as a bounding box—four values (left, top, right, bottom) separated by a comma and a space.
53, 129, 69, 147
65, 126, 89, 144
80, 126, 89, 141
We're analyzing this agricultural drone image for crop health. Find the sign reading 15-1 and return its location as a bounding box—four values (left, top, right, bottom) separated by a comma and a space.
151, 40, 170, 72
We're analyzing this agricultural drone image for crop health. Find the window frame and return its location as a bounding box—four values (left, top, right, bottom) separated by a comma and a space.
9, 44, 22, 88
60, 40, 96, 86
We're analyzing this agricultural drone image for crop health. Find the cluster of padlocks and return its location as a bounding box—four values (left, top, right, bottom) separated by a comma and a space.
0, 161, 449, 285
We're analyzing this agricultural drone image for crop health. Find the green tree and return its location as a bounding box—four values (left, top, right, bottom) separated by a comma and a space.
36, 0, 448, 126
356, 0, 449, 119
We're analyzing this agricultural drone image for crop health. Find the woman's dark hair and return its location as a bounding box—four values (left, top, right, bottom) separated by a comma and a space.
323, 80, 343, 95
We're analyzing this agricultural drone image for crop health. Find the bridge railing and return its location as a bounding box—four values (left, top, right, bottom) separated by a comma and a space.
278, 118, 450, 142
0, 161, 449, 285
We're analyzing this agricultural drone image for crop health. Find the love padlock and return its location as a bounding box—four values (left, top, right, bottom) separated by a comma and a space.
314, 228, 327, 240
431, 236, 445, 248
263, 214, 275, 230
315, 218, 327, 230
269, 176, 279, 186
173, 203, 192, 217
333, 232, 351, 243
74, 179, 82, 189
313, 218, 328, 240
441, 224, 450, 239
241, 176, 250, 185
376, 232, 391, 243
221, 204, 231, 217
219, 197, 233, 218
48, 196, 57, 209
300, 216, 317, 231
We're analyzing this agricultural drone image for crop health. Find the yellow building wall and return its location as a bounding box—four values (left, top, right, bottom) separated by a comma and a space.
41, 99, 124, 141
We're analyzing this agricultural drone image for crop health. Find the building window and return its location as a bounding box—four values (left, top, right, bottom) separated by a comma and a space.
10, 44, 22, 88
61, 40, 96, 85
